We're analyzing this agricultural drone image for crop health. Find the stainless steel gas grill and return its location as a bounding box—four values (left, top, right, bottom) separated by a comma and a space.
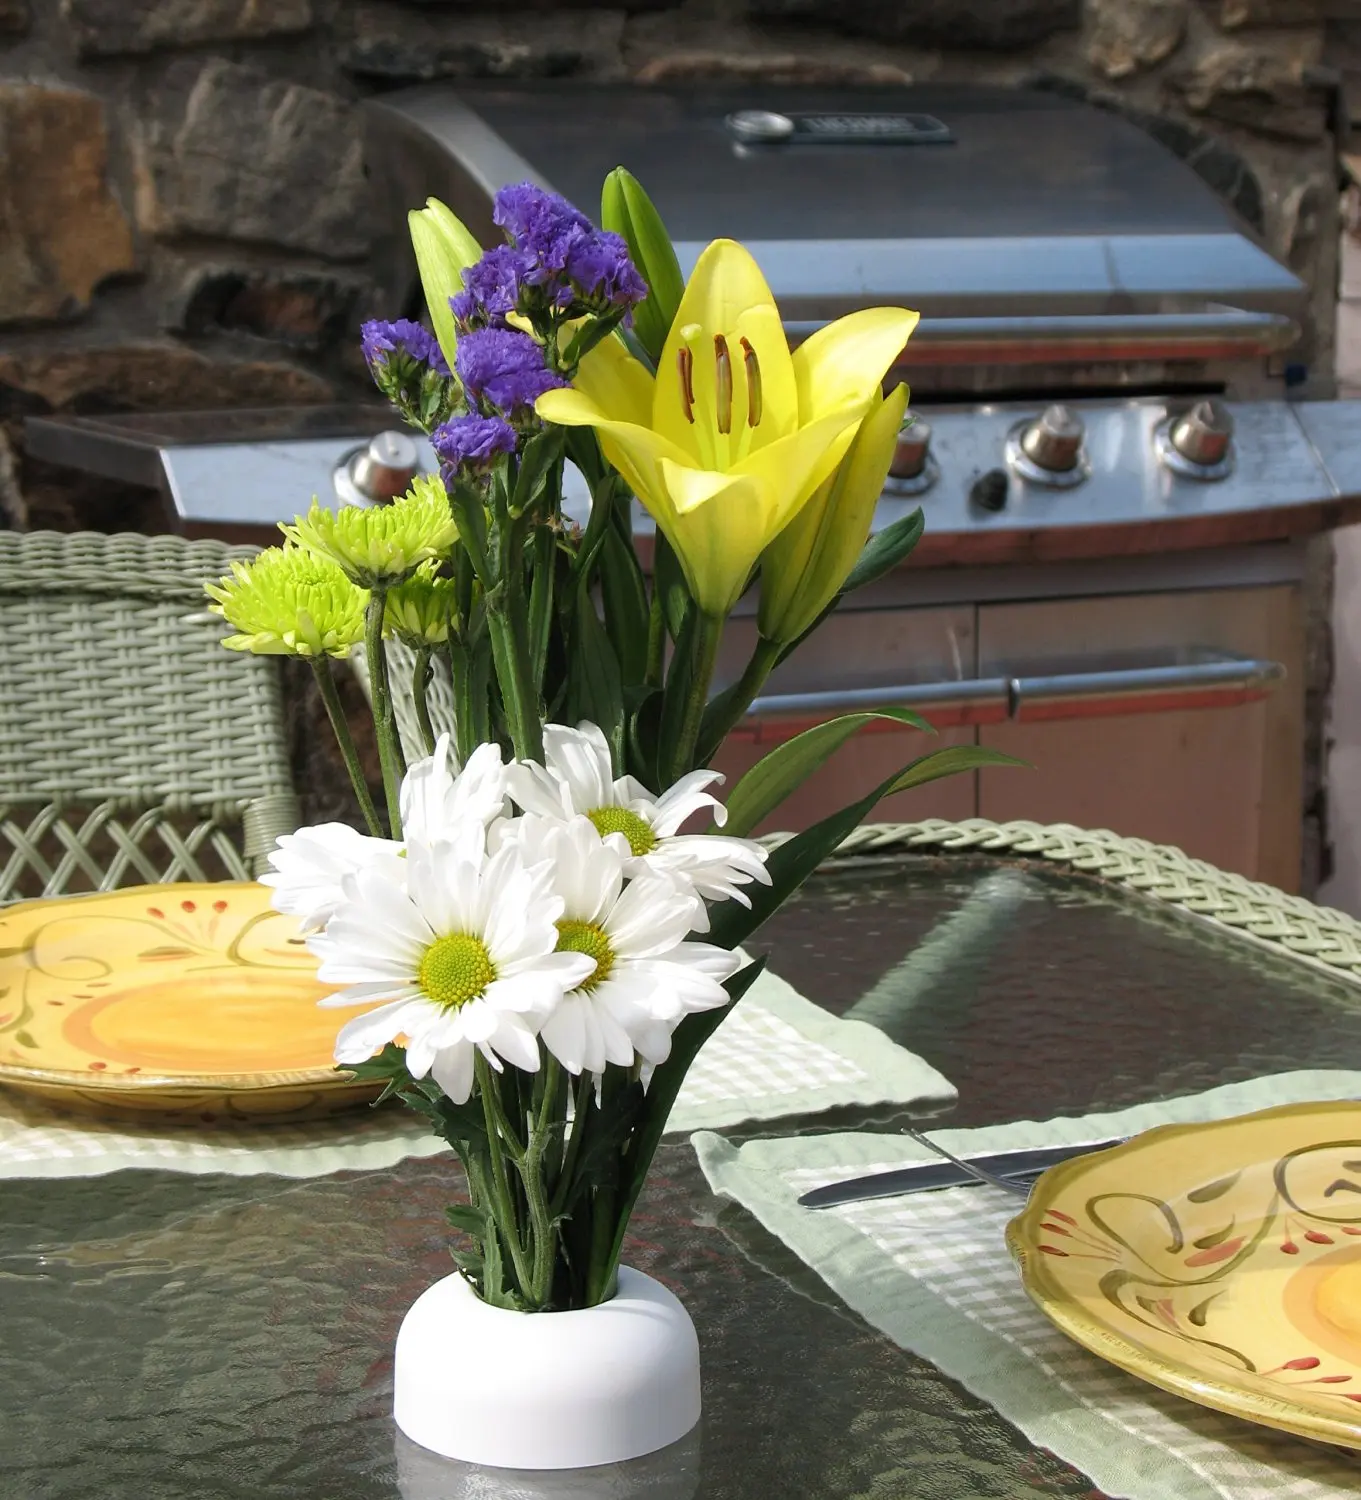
28, 83, 1361, 888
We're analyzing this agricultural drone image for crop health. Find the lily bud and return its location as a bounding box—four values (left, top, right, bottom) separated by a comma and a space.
408, 198, 485, 373
600, 167, 684, 366
758, 381, 910, 646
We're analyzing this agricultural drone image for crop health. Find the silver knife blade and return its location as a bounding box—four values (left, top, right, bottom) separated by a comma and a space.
797, 1137, 1127, 1209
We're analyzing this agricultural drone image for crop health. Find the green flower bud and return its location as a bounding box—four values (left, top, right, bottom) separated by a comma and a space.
758, 382, 910, 646
600, 168, 684, 366
409, 197, 485, 372
384, 561, 459, 647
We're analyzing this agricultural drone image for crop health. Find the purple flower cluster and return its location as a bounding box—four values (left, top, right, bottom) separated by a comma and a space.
450, 244, 533, 327
360, 318, 449, 377
452, 183, 647, 331
456, 328, 567, 416
431, 414, 518, 472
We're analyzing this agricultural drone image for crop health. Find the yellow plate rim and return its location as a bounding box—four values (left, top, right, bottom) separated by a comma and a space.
0, 880, 360, 1099
1007, 1100, 1361, 1451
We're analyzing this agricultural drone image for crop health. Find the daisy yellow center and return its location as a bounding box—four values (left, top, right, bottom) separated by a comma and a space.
587, 807, 656, 857
418, 933, 495, 1010
555, 920, 615, 993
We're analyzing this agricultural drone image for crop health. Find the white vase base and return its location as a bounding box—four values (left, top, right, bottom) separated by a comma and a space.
393, 1266, 702, 1472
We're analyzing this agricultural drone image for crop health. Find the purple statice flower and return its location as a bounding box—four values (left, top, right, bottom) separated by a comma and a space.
490, 182, 649, 318
493, 183, 594, 280
451, 244, 535, 329
360, 318, 450, 377
564, 230, 648, 309
456, 328, 567, 416
431, 414, 518, 471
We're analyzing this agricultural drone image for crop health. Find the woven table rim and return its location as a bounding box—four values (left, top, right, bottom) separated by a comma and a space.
792, 817, 1361, 988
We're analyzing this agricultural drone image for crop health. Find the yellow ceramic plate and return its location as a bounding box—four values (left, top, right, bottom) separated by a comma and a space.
0, 882, 378, 1122
1008, 1101, 1361, 1450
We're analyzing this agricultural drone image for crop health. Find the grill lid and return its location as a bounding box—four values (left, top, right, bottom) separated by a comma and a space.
366, 82, 1305, 326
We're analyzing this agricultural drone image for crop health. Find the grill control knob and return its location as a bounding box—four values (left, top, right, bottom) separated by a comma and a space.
346, 430, 421, 504
1170, 400, 1233, 469
1019, 405, 1084, 473
889, 419, 932, 480
1155, 399, 1235, 480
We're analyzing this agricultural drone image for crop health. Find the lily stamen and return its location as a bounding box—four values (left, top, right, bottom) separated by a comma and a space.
714, 334, 733, 436
740, 337, 762, 428
677, 346, 695, 424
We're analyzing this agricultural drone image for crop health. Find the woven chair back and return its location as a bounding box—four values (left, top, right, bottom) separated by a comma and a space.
0, 531, 299, 902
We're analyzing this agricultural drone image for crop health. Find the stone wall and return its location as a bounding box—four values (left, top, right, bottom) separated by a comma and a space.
0, 0, 1353, 880
0, 0, 1348, 529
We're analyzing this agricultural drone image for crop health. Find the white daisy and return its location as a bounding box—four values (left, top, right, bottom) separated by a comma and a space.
399, 735, 508, 843
262, 738, 505, 932
315, 832, 595, 1103
508, 815, 743, 1074
504, 722, 771, 919
260, 822, 401, 935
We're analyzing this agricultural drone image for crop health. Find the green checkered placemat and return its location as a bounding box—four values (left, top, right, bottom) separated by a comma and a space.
0, 964, 953, 1179
696, 1071, 1361, 1500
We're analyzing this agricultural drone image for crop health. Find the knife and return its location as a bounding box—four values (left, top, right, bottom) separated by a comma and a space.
797, 1137, 1126, 1209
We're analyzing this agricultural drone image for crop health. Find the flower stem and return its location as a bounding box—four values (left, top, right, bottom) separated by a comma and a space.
551, 1071, 594, 1219
411, 645, 437, 756
364, 591, 406, 837
475, 1054, 533, 1295
308, 658, 384, 838
486, 594, 543, 763
522, 1054, 561, 1306
668, 610, 725, 781
695, 631, 782, 766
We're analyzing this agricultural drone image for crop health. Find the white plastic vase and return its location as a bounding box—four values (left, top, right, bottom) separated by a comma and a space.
392, 1266, 702, 1472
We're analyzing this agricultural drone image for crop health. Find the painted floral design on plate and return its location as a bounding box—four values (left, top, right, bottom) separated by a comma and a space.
1009, 1101, 1361, 1450
0, 883, 372, 1119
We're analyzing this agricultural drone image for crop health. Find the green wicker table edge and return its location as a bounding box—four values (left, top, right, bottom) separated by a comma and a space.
791, 818, 1361, 988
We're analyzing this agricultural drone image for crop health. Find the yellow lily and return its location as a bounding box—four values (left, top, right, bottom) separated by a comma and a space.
758, 380, 910, 645
536, 238, 917, 617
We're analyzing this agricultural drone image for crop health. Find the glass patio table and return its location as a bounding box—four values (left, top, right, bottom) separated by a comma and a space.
6, 826, 1361, 1500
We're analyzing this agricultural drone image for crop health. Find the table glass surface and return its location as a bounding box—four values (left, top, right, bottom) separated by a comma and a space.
6, 852, 1361, 1500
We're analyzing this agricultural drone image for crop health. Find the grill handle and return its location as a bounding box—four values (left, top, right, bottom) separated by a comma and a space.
740, 656, 1285, 731
783, 308, 1299, 367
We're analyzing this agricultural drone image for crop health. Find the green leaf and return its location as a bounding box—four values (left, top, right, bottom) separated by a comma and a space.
709, 745, 1028, 951
625, 684, 663, 788
598, 523, 650, 685
842, 508, 924, 595
653, 530, 691, 644
599, 958, 767, 1290
526, 526, 556, 689
511, 427, 566, 516
656, 603, 703, 772
723, 708, 934, 838
567, 588, 625, 768
566, 436, 621, 585
600, 168, 684, 366
887, 743, 1027, 795
555, 1076, 646, 1220
482, 1222, 513, 1308
444, 1203, 490, 1237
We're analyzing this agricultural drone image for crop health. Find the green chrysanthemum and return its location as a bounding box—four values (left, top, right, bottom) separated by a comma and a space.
204, 544, 368, 658
281, 475, 458, 588
383, 560, 459, 647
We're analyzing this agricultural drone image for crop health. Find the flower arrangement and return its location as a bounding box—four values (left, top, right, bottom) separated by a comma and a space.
207, 171, 1014, 1316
